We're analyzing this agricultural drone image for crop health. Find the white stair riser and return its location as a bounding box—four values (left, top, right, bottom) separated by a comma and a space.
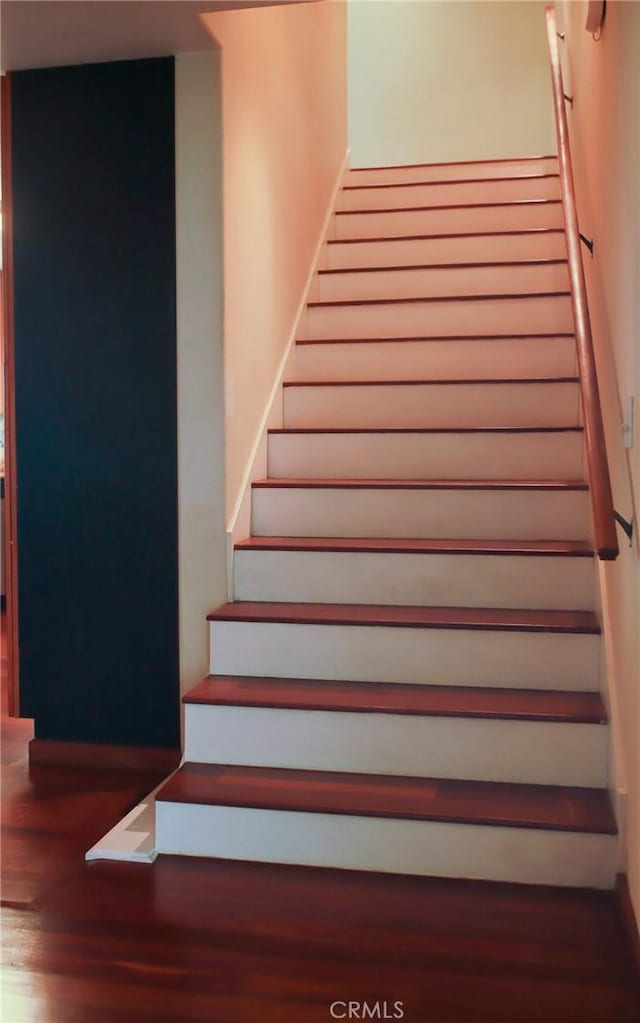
184, 705, 607, 788
209, 621, 600, 690
317, 262, 569, 303
346, 159, 559, 186
267, 431, 584, 481
305, 295, 573, 341
333, 202, 564, 240
155, 803, 616, 888
252, 487, 589, 541
294, 337, 577, 382
338, 176, 560, 212
283, 381, 580, 429
234, 550, 596, 611
325, 231, 568, 270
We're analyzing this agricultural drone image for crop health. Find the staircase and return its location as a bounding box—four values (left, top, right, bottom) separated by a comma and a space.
155, 155, 618, 887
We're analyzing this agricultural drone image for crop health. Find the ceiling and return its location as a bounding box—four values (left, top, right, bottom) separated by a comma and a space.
1, 0, 318, 72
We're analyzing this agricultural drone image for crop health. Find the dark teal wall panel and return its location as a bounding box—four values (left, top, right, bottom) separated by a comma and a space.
12, 58, 179, 748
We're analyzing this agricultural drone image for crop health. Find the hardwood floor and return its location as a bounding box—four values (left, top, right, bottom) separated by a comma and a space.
2, 614, 639, 1022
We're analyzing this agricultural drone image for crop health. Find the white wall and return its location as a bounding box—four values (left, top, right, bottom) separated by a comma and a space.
174, 3, 347, 710
202, 1, 348, 523
175, 52, 227, 703
557, 0, 640, 925
348, 0, 555, 167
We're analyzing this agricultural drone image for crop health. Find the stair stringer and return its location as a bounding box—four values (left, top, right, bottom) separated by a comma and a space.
573, 324, 625, 869
225, 150, 351, 598
596, 564, 628, 872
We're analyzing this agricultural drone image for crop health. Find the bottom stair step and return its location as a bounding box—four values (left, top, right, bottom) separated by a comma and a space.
157, 763, 616, 832
155, 764, 617, 888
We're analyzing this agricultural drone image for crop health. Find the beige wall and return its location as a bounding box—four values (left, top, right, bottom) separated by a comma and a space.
202, 1, 348, 522
557, 0, 640, 923
348, 0, 555, 167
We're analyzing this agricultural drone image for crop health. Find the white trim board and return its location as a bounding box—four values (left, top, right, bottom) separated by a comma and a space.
85, 778, 168, 864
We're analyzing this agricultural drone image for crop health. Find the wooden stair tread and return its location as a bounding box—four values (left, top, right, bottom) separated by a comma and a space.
269, 426, 582, 435
284, 376, 578, 387
184, 675, 606, 724
234, 536, 594, 557
343, 173, 560, 191
207, 601, 600, 634
253, 477, 588, 491
318, 258, 567, 274
336, 199, 562, 216
307, 290, 570, 309
328, 227, 566, 244
297, 332, 574, 345
156, 763, 616, 835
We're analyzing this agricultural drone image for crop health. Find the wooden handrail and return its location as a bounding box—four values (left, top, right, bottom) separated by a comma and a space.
545, 7, 618, 560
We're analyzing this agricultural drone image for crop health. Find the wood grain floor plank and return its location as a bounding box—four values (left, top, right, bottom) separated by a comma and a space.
2, 591, 638, 1023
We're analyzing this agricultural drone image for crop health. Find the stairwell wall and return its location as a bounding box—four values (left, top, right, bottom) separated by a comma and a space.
557, 0, 640, 926
347, 0, 555, 167
201, 1, 348, 525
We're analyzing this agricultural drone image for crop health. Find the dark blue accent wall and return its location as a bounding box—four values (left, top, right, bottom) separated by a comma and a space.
11, 58, 179, 749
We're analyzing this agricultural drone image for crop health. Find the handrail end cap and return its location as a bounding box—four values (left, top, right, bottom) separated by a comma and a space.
597, 547, 620, 562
